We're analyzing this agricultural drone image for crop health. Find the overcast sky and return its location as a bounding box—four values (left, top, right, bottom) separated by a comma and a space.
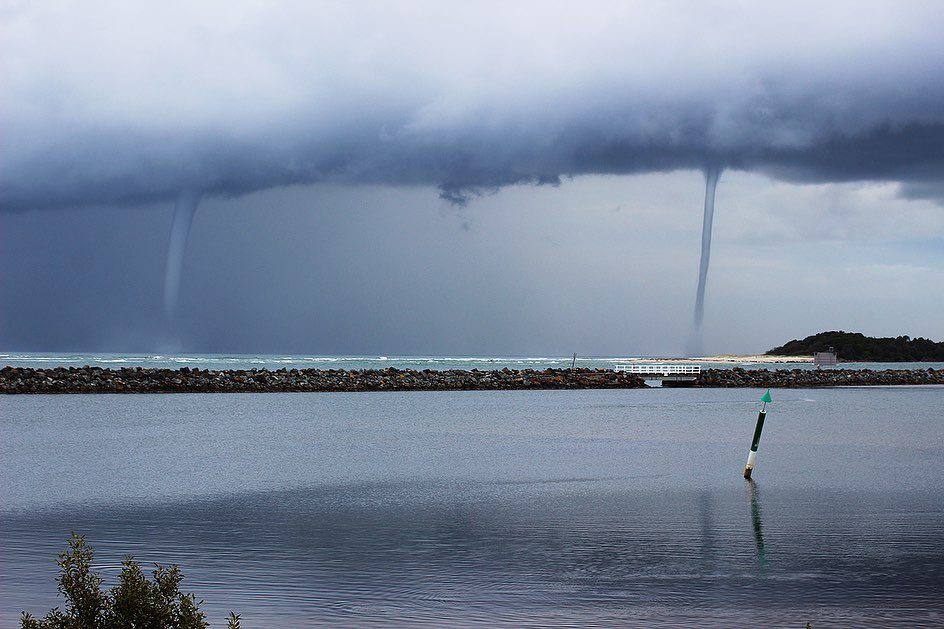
2, 1, 943, 356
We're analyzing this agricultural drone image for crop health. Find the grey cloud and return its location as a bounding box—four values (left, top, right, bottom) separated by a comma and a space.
899, 180, 944, 203
2, 1, 943, 212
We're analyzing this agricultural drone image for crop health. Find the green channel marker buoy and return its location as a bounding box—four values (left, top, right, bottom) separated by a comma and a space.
743, 389, 772, 479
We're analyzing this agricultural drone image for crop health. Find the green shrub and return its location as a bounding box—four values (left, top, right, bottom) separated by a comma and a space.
21, 533, 239, 629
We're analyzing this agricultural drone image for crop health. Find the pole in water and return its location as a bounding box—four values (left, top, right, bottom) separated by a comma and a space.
743, 389, 772, 479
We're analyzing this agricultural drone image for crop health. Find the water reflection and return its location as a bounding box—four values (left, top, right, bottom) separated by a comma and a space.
746, 479, 768, 573
698, 491, 716, 575
5, 483, 944, 627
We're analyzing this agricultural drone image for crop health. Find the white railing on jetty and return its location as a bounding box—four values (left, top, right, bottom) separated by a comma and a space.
614, 364, 701, 377
813, 351, 838, 366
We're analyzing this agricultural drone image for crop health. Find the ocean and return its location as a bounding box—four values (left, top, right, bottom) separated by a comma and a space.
3, 350, 943, 372
1, 355, 943, 626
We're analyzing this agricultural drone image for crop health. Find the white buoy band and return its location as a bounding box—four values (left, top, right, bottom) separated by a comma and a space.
745, 450, 757, 469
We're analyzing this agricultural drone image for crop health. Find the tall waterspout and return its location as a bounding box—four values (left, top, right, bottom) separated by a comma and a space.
689, 166, 722, 356
163, 188, 202, 323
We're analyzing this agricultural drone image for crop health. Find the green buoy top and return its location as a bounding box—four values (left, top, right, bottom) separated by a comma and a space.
760, 390, 772, 403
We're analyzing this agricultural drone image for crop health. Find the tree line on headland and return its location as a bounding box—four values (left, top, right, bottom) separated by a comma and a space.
766, 331, 944, 362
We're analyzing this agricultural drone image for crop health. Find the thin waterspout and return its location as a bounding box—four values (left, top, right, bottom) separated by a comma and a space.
688, 166, 722, 356
163, 188, 202, 323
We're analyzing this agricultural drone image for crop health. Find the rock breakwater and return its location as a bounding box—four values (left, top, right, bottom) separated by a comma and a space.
2, 366, 941, 394
696, 367, 944, 387
0, 366, 646, 394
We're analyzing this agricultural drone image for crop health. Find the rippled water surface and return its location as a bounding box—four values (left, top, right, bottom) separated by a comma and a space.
2, 388, 942, 627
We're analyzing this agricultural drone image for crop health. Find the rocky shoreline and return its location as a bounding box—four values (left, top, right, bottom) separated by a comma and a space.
0, 366, 647, 394
694, 367, 944, 387
1, 365, 942, 394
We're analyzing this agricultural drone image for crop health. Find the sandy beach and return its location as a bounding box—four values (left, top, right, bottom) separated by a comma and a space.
613, 354, 813, 364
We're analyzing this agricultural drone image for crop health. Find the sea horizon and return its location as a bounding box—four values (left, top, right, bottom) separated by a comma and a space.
4, 350, 944, 374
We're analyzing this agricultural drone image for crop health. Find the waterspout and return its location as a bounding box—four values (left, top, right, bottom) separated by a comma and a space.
162, 188, 202, 324
688, 166, 722, 356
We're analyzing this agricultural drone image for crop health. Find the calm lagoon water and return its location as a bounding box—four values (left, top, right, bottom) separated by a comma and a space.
2, 387, 942, 627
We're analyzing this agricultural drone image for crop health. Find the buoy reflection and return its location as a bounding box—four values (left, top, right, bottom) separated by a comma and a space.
746, 478, 768, 574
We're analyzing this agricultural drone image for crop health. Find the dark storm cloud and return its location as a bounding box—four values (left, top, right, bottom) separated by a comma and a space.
2, 0, 943, 212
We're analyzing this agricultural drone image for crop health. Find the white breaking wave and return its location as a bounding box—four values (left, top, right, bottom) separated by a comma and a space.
2, 352, 934, 372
